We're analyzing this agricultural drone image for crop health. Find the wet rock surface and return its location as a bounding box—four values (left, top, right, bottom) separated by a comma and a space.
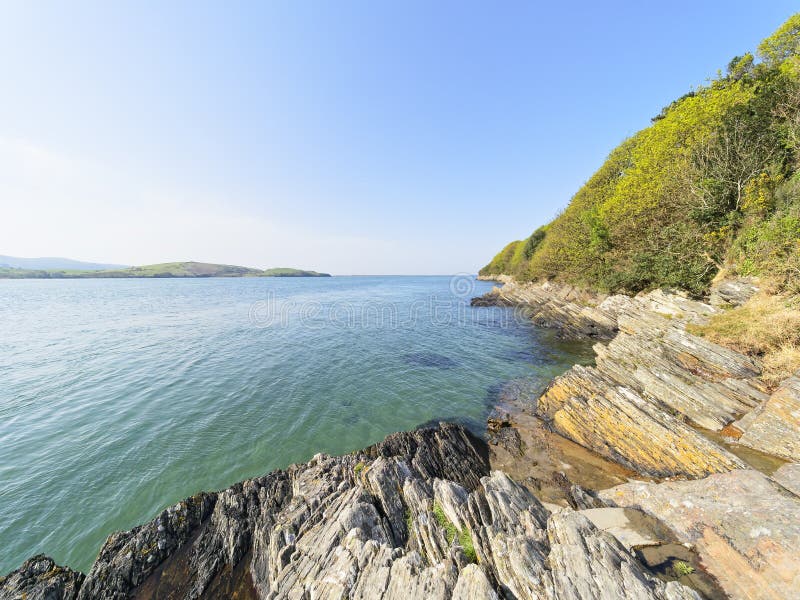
2, 424, 702, 600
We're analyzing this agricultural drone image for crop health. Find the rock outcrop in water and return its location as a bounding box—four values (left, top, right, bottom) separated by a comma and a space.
473, 278, 800, 600
475, 280, 771, 479
6, 278, 800, 599
2, 423, 702, 600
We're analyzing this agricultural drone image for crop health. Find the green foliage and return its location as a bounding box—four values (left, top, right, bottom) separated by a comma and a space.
479, 239, 523, 276
672, 560, 695, 577
482, 14, 800, 296
758, 14, 800, 68
432, 501, 477, 563
731, 176, 800, 292
523, 226, 547, 259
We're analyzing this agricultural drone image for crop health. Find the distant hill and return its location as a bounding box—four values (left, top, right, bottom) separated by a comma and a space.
0, 261, 331, 279
0, 255, 129, 271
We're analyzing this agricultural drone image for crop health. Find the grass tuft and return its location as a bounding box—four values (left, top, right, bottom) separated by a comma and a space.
432, 501, 477, 563
672, 560, 695, 577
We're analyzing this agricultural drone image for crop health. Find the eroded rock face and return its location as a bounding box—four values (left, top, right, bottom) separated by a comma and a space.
600, 469, 800, 600
2, 424, 700, 600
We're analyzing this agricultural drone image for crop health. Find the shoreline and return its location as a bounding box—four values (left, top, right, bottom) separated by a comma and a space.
3, 278, 800, 599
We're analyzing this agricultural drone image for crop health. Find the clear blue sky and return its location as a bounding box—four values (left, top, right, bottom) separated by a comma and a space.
1, 1, 797, 274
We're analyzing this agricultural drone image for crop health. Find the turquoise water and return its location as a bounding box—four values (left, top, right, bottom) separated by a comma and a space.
0, 276, 589, 574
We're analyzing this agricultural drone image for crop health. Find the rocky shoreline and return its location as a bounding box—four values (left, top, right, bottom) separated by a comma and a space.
3, 278, 800, 599
477, 277, 800, 599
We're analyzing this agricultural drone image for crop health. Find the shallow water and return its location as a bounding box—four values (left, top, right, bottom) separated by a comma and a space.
0, 276, 588, 573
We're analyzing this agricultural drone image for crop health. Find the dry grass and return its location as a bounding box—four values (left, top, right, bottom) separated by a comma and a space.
689, 292, 800, 387
763, 345, 800, 386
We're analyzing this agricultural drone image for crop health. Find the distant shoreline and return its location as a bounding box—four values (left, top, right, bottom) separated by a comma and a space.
0, 261, 331, 279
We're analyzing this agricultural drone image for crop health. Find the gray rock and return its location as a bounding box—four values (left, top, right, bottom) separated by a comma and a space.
0, 555, 84, 600
772, 462, 800, 496
2, 425, 699, 600
709, 277, 760, 307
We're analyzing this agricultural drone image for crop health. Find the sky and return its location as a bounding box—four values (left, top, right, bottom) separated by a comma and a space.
0, 2, 798, 274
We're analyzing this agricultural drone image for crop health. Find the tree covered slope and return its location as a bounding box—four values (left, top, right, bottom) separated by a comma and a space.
481, 15, 800, 296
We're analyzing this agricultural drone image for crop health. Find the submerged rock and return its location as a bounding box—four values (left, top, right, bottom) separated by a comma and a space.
1, 424, 700, 600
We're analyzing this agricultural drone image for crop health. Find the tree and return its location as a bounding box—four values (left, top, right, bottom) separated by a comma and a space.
687, 107, 777, 220
758, 14, 800, 67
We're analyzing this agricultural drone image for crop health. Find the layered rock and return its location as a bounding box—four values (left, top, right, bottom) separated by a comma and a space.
538, 365, 746, 478
471, 280, 618, 340
1, 424, 701, 600
600, 469, 800, 600
477, 281, 769, 479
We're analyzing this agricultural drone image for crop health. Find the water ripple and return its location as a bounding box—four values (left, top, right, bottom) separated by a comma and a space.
0, 276, 590, 573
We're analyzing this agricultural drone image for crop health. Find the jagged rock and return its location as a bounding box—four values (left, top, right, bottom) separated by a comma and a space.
737, 372, 800, 461
2, 425, 700, 600
600, 469, 800, 600
546, 511, 699, 600
567, 484, 605, 510
0, 555, 84, 600
593, 319, 766, 431
709, 277, 760, 307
